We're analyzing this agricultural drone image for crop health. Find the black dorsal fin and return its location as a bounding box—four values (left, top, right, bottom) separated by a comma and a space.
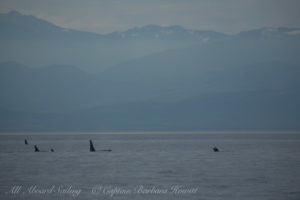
90, 140, 96, 152
34, 145, 40, 152
24, 139, 28, 145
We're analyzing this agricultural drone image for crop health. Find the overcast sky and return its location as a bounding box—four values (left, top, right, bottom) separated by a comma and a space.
0, 0, 300, 34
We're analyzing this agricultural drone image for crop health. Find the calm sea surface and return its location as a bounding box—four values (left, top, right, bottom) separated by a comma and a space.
0, 132, 300, 200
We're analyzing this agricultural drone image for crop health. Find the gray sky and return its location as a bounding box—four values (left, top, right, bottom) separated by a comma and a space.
0, 0, 300, 34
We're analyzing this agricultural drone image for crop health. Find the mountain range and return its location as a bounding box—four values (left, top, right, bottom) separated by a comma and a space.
0, 11, 225, 73
0, 11, 300, 131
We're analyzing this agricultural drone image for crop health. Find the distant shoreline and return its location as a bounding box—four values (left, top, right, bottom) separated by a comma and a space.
1, 130, 300, 135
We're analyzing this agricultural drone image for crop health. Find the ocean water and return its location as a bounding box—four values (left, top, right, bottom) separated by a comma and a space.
0, 132, 300, 200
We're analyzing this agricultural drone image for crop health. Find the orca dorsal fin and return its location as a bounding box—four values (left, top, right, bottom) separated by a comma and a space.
90, 140, 96, 152
24, 139, 28, 145
34, 145, 40, 152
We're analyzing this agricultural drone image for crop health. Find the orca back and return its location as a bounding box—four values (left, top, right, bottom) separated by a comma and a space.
213, 147, 219, 152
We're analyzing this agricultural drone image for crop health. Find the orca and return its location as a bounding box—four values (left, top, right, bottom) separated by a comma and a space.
90, 140, 96, 152
34, 145, 40, 152
50, 148, 55, 152
89, 140, 111, 152
24, 139, 28, 145
213, 147, 219, 152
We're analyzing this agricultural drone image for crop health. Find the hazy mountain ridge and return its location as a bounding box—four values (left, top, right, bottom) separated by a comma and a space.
237, 27, 300, 38
0, 11, 105, 40
1, 89, 299, 132
1, 59, 299, 113
0, 11, 226, 73
109, 24, 225, 41
0, 62, 100, 113
1, 11, 300, 131
1, 59, 300, 131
